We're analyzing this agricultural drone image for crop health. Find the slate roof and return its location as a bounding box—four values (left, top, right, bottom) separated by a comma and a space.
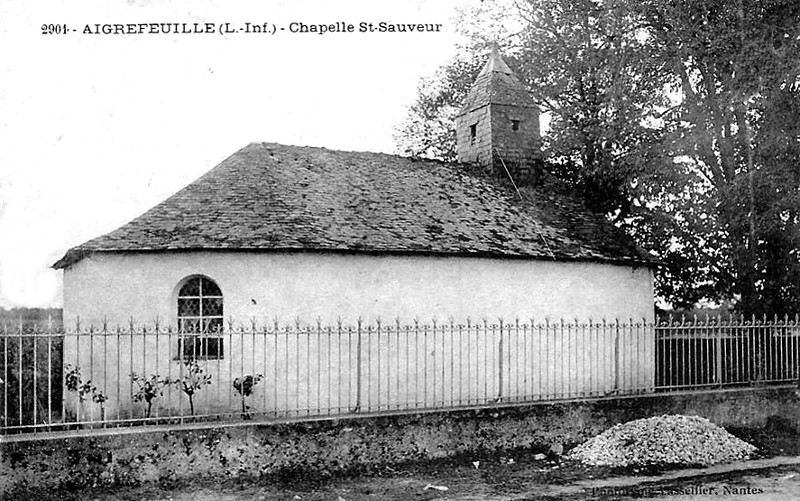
458, 46, 536, 116
53, 142, 655, 269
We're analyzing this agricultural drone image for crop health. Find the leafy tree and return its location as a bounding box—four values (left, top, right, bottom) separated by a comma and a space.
508, 0, 725, 309
637, 0, 800, 314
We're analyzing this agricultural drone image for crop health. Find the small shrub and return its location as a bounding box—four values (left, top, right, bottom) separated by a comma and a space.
130, 373, 168, 418
233, 374, 263, 417
165, 360, 211, 416
64, 364, 108, 422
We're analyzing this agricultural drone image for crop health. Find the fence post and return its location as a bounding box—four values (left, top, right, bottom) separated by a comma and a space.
354, 319, 362, 413
614, 319, 620, 392
752, 314, 759, 384
715, 318, 723, 386
498, 319, 504, 402
17, 316, 23, 428
3, 322, 7, 431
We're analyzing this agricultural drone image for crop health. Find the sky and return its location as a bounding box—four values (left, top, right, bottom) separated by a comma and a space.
0, 0, 470, 308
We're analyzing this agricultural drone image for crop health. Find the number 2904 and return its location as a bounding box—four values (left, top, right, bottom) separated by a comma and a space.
42, 24, 68, 35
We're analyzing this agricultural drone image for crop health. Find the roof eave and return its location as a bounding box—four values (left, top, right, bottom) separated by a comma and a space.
52, 248, 87, 270
51, 246, 659, 270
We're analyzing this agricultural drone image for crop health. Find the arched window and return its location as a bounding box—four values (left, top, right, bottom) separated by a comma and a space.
177, 276, 224, 359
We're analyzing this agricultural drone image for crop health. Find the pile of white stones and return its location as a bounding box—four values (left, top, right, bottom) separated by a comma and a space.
567, 415, 757, 468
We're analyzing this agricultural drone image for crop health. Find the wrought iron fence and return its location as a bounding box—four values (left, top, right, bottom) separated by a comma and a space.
655, 315, 800, 389
1, 316, 799, 435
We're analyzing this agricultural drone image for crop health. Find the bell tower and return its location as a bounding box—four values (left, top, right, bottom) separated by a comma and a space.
455, 46, 541, 185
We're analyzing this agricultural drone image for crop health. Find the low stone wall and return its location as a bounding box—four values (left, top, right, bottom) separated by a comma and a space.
2, 388, 798, 495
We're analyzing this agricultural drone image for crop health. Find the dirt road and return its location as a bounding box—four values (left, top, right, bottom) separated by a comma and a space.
39, 460, 800, 501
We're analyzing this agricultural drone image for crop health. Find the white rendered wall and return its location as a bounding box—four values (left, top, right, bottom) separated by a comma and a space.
62, 251, 654, 328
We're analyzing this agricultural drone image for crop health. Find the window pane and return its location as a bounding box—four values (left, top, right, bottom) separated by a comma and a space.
179, 277, 201, 296
203, 298, 223, 316
204, 337, 224, 358
181, 336, 200, 358
201, 278, 222, 296
178, 298, 201, 317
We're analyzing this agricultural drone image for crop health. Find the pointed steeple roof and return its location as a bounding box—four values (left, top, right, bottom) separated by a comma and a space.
458, 45, 534, 116
479, 44, 514, 75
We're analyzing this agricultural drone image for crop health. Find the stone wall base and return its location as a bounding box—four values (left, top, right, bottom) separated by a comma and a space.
2, 388, 798, 495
